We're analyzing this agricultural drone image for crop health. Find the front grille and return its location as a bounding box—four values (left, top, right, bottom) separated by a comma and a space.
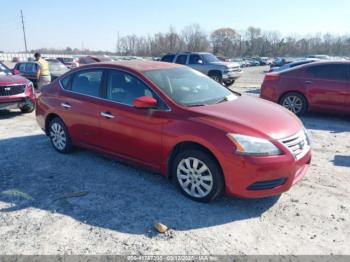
0, 85, 26, 96
280, 130, 310, 160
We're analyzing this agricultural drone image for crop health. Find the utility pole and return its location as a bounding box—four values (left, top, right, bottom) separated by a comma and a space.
20, 10, 28, 53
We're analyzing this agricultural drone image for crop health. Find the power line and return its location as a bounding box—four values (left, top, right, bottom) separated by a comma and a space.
20, 10, 28, 53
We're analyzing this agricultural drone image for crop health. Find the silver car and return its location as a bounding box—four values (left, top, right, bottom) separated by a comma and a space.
161, 52, 242, 86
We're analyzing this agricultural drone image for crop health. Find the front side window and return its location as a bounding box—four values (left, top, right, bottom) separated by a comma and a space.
106, 70, 156, 106
307, 64, 349, 81
175, 55, 188, 65
71, 70, 103, 97
144, 67, 235, 106
189, 54, 203, 65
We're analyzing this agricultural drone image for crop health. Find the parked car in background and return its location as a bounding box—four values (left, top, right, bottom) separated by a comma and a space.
306, 55, 330, 60
261, 61, 350, 115
36, 60, 311, 202
12, 62, 39, 87
57, 57, 77, 68
73, 55, 113, 67
232, 58, 249, 68
161, 52, 241, 86
217, 56, 231, 62
0, 61, 36, 113
269, 59, 319, 72
46, 59, 69, 80
245, 59, 260, 67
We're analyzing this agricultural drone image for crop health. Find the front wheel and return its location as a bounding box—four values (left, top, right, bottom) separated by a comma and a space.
224, 79, 235, 86
19, 99, 35, 113
280, 92, 308, 116
49, 117, 73, 153
209, 72, 223, 85
172, 149, 224, 202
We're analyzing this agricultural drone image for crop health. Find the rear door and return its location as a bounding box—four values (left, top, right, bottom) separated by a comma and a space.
58, 69, 104, 147
344, 65, 350, 113
304, 64, 348, 112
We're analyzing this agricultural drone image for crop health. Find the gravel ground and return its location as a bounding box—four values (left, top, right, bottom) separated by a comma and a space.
0, 66, 349, 255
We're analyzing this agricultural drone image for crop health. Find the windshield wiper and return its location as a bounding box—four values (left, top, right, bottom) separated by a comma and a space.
185, 103, 207, 107
215, 94, 236, 104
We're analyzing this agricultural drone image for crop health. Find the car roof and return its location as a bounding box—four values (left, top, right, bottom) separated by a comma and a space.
82, 60, 182, 72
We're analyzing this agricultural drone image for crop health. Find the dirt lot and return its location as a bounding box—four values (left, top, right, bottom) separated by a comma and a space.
0, 66, 349, 255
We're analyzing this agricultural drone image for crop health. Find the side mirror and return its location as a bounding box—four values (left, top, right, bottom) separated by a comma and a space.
12, 69, 20, 75
133, 96, 158, 109
197, 59, 204, 64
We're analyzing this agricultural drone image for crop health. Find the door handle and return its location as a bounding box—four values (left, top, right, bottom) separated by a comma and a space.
305, 81, 313, 85
100, 112, 115, 119
61, 102, 71, 109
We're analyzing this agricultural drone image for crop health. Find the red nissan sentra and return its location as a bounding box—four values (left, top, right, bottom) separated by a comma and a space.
36, 61, 311, 202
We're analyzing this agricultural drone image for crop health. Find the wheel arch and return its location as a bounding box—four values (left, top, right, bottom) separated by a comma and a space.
45, 113, 62, 136
166, 141, 224, 181
278, 90, 309, 105
207, 70, 222, 77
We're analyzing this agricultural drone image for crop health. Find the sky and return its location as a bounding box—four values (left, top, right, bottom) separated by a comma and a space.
1, 0, 350, 52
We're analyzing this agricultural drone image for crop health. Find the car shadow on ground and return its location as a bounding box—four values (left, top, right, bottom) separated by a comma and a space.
0, 109, 23, 119
0, 134, 279, 235
300, 113, 350, 133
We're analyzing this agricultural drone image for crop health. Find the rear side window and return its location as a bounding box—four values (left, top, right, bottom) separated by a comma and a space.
71, 70, 103, 97
161, 55, 175, 63
307, 64, 349, 81
18, 63, 26, 71
175, 55, 188, 65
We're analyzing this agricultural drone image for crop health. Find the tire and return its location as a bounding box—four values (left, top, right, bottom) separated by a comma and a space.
19, 99, 35, 113
209, 72, 223, 85
224, 79, 235, 86
280, 92, 308, 116
172, 149, 224, 202
49, 117, 73, 154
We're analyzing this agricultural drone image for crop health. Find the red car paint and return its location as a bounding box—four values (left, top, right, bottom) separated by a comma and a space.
36, 61, 311, 198
261, 61, 350, 115
0, 73, 36, 111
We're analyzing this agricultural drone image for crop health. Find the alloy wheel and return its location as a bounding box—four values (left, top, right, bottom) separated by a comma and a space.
50, 122, 67, 151
176, 157, 214, 198
282, 95, 303, 114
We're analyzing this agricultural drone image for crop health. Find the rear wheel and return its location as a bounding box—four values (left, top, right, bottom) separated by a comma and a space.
280, 92, 308, 116
49, 117, 73, 153
172, 149, 224, 202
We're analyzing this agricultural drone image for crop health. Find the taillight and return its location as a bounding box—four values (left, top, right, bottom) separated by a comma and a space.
264, 74, 280, 81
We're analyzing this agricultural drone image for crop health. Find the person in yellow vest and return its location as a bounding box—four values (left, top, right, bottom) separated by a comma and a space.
34, 53, 51, 89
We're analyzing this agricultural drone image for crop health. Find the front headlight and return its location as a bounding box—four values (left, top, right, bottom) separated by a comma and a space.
227, 133, 282, 156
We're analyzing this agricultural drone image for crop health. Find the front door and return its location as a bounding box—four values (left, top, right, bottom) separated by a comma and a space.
98, 69, 168, 169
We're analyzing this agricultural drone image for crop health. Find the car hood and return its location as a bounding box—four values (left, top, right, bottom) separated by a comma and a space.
187, 94, 303, 140
0, 75, 29, 86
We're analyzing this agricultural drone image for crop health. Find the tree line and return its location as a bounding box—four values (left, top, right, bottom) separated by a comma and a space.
31, 24, 350, 58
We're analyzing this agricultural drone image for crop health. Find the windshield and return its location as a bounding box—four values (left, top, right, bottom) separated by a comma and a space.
144, 67, 236, 106
0, 62, 11, 76
202, 53, 220, 63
